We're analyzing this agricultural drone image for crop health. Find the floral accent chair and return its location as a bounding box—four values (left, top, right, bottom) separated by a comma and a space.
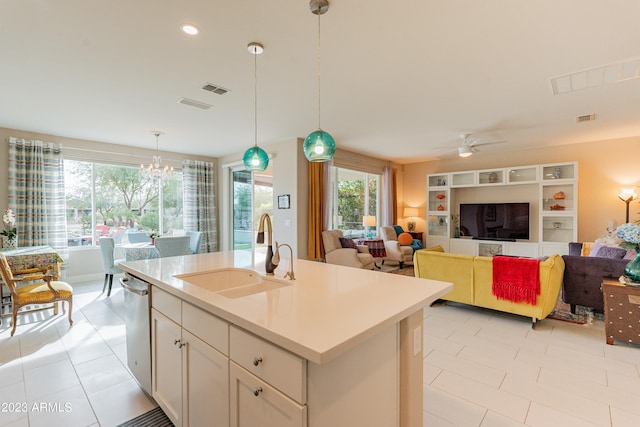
0, 254, 73, 336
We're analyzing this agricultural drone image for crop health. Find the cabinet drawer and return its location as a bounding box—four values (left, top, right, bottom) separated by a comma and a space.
182, 302, 229, 355
152, 287, 181, 323
230, 362, 307, 427
230, 326, 306, 403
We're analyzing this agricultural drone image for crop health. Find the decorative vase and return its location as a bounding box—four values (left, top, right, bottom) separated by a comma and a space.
624, 252, 640, 283
2, 235, 17, 249
151, 237, 155, 245
454, 226, 460, 238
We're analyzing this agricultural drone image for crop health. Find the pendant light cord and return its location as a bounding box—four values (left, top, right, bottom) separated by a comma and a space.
317, 9, 321, 130
254, 46, 258, 148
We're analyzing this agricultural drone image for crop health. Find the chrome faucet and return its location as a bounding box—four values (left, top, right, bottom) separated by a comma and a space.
256, 213, 278, 275
273, 241, 295, 280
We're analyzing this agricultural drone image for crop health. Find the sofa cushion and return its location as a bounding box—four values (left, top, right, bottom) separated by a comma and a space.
339, 237, 357, 249
426, 245, 444, 252
398, 233, 413, 245
594, 245, 627, 259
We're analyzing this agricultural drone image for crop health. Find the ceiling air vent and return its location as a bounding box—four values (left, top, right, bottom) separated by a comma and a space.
576, 113, 596, 123
202, 83, 230, 95
178, 97, 213, 110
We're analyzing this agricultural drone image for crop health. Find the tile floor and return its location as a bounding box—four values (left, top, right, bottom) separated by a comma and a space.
0, 281, 156, 427
1, 281, 639, 426
423, 301, 640, 426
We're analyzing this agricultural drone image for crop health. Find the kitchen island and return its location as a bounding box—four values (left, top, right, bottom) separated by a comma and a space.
120, 251, 452, 427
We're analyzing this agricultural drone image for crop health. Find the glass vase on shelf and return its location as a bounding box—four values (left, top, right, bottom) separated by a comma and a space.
624, 252, 640, 284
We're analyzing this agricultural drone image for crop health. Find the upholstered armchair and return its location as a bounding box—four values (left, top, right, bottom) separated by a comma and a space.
321, 230, 375, 270
380, 225, 421, 269
0, 254, 73, 336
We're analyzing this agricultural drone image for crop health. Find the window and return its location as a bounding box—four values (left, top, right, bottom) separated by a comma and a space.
64, 159, 183, 246
330, 167, 380, 238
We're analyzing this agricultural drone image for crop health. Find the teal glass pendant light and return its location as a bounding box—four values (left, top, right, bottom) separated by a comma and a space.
304, 0, 335, 162
243, 42, 269, 172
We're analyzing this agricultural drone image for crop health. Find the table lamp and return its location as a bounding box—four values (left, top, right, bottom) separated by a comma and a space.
363, 215, 376, 238
404, 207, 418, 232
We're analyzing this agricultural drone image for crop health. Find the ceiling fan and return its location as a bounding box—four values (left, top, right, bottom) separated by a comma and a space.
457, 133, 507, 157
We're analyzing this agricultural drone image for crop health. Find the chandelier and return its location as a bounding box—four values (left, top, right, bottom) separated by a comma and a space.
141, 131, 173, 179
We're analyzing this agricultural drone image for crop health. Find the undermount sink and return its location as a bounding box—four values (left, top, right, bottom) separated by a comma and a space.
175, 268, 291, 298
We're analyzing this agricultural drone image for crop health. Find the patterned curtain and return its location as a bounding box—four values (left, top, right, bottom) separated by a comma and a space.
182, 160, 217, 253
8, 137, 68, 256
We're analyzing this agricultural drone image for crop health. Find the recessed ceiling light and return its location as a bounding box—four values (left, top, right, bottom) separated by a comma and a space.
181, 24, 199, 35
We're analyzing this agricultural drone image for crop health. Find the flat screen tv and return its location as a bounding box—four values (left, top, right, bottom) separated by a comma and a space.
459, 202, 530, 241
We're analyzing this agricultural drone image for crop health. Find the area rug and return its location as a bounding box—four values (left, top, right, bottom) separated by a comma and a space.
389, 265, 415, 277
116, 407, 173, 427
547, 293, 594, 325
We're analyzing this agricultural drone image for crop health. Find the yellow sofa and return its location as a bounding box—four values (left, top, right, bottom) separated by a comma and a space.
413, 250, 565, 323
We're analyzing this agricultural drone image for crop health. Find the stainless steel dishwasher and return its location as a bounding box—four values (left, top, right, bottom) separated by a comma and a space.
120, 272, 152, 396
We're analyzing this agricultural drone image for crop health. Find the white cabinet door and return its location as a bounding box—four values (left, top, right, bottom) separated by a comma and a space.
229, 363, 306, 427
450, 238, 476, 255
152, 309, 183, 426
183, 330, 229, 427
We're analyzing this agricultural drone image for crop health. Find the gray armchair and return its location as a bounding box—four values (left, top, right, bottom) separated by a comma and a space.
321, 230, 374, 270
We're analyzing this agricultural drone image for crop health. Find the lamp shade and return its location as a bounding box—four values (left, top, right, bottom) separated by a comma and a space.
618, 188, 638, 202
363, 215, 376, 227
243, 146, 269, 172
304, 129, 336, 162
404, 207, 418, 218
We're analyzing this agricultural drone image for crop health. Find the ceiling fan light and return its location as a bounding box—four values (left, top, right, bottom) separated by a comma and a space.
243, 146, 269, 171
304, 129, 336, 162
458, 146, 473, 157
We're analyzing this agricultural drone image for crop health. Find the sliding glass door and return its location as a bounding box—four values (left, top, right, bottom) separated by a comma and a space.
231, 166, 273, 255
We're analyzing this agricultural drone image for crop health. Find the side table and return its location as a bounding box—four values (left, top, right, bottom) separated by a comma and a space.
602, 277, 640, 345
408, 231, 423, 242
356, 238, 387, 269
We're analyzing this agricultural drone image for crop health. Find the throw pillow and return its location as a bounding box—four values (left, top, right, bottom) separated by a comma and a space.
624, 249, 637, 260
339, 237, 357, 249
587, 242, 604, 257
594, 246, 627, 259
398, 232, 413, 245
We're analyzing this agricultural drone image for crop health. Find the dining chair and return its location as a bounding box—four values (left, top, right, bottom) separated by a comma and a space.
0, 254, 73, 337
99, 237, 125, 297
127, 231, 151, 243
154, 236, 190, 258
186, 230, 203, 254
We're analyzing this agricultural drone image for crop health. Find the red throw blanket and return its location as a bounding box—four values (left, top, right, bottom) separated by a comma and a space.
492, 256, 540, 305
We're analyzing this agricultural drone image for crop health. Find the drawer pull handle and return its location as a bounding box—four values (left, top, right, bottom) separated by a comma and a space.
253, 357, 263, 366
252, 387, 263, 397
174, 339, 181, 346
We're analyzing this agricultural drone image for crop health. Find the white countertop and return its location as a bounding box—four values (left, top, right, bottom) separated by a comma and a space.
119, 251, 452, 364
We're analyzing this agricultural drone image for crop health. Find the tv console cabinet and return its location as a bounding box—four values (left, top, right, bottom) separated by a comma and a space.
426, 162, 577, 257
